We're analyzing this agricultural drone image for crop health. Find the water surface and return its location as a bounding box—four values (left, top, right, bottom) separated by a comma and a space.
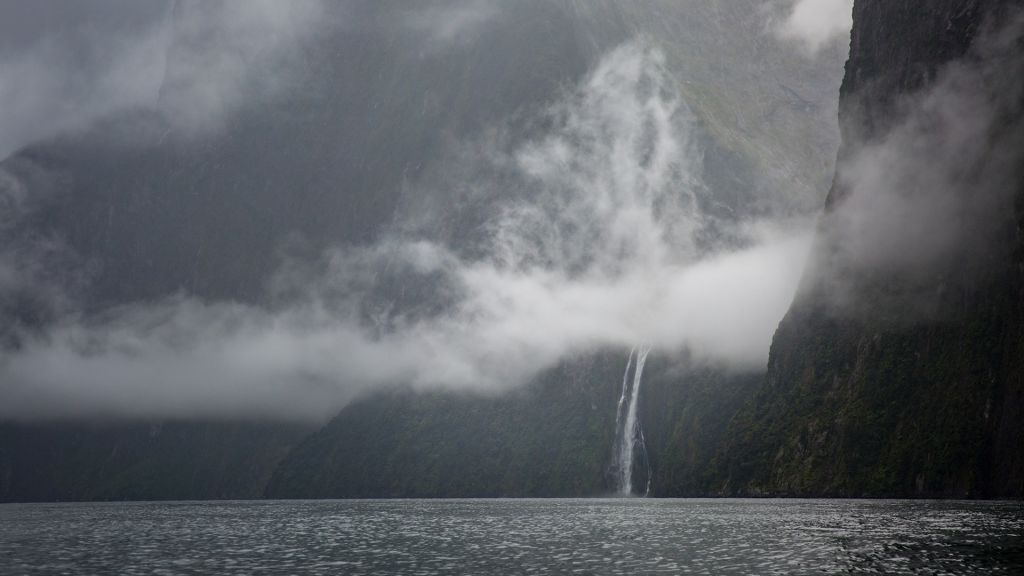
1, 499, 1021, 574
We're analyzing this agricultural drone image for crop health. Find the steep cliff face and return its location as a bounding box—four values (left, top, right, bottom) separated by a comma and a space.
719, 0, 1024, 498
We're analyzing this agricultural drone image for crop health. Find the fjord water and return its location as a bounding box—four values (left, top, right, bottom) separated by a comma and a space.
2, 500, 1021, 574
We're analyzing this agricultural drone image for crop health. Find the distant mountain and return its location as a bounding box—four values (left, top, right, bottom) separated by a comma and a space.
0, 1, 844, 501
0, 421, 307, 502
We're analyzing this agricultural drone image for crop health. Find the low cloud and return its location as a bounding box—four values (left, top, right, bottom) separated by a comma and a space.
774, 0, 853, 54
0, 40, 813, 422
1, 233, 808, 422
805, 15, 1024, 316
0, 0, 325, 159
158, 0, 327, 136
0, 13, 168, 159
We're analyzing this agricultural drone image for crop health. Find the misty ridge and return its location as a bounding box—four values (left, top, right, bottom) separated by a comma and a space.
5, 0, 1015, 425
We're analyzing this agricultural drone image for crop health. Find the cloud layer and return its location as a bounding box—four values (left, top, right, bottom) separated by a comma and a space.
775, 0, 854, 54
805, 15, 1024, 317
0, 41, 813, 421
0, 0, 325, 159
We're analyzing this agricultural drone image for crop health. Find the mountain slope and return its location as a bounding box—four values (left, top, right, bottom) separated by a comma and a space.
266, 353, 762, 499
266, 353, 624, 498
0, 422, 307, 502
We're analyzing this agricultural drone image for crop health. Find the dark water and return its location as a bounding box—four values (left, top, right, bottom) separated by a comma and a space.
1, 499, 1022, 575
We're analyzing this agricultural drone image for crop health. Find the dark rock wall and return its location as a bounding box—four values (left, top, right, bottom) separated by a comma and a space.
717, 0, 1024, 498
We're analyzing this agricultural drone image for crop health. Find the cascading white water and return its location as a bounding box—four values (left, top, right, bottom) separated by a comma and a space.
614, 347, 635, 439
614, 344, 652, 496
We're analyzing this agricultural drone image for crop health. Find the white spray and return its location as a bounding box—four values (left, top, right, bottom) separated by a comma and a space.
614, 344, 652, 495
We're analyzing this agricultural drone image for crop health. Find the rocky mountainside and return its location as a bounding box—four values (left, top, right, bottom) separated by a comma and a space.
716, 0, 1024, 498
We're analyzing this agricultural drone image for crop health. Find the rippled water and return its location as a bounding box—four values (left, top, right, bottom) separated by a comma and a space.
1, 499, 1022, 574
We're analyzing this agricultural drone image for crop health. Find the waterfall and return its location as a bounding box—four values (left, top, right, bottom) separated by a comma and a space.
614, 344, 652, 496
614, 348, 635, 438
